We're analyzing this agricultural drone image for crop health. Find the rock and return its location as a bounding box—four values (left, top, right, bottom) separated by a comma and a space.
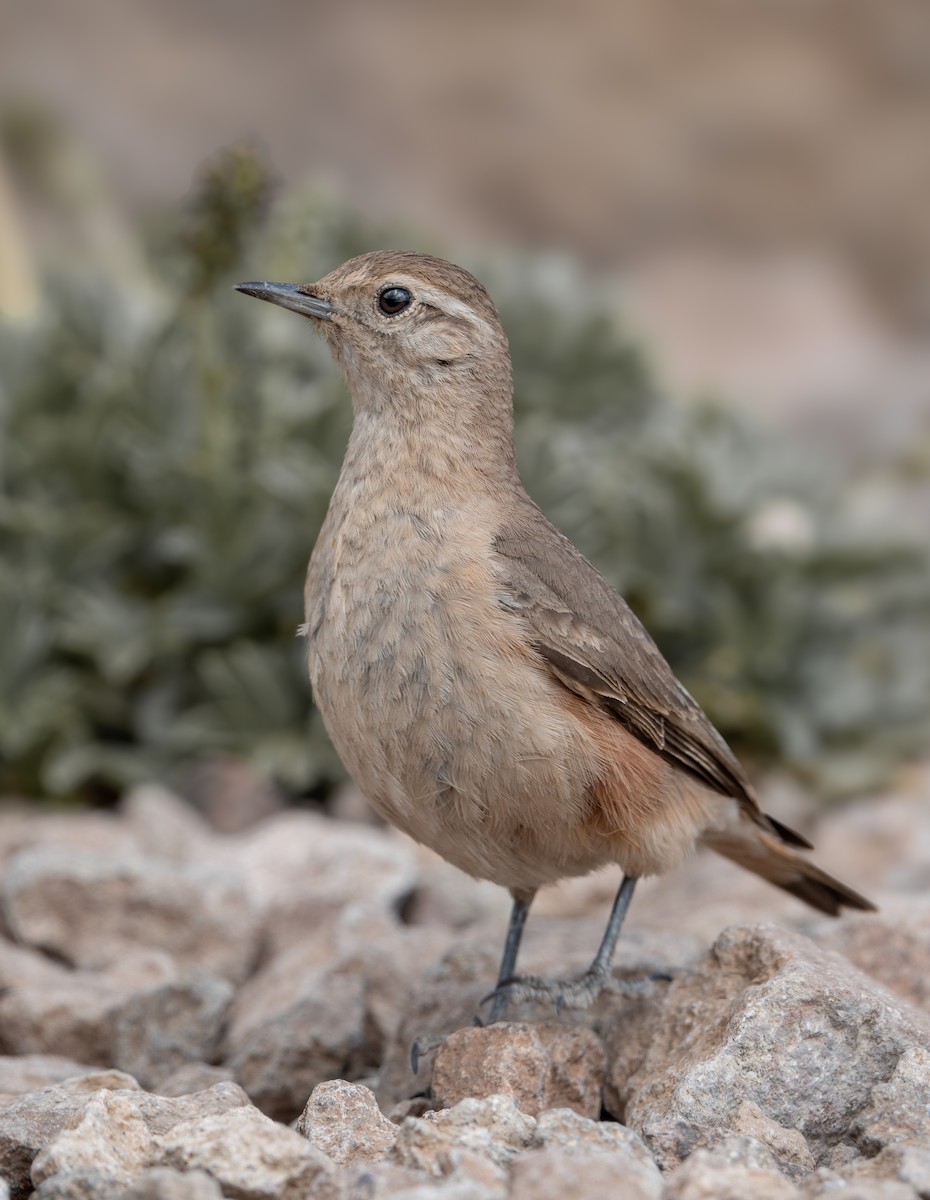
728, 1101, 816, 1176
664, 1141, 801, 1199
155, 1064, 236, 1097
0, 1055, 108, 1103
31, 1171, 125, 1199
224, 937, 370, 1121
844, 1145, 930, 1197
0, 1072, 141, 1200
1, 848, 259, 984
431, 1023, 605, 1120
120, 785, 214, 863
217, 810, 417, 960
509, 1147, 660, 1200
122, 1170, 224, 1199
182, 757, 285, 834
514, 1108, 663, 1199
30, 1091, 153, 1189
817, 902, 930, 1013
110, 970, 234, 1090
852, 1046, 930, 1156
123, 1169, 224, 1199
0, 938, 174, 1064
151, 1104, 336, 1200
392, 1095, 536, 1175
0, 1078, 249, 1200
295, 1080, 397, 1165
612, 924, 930, 1165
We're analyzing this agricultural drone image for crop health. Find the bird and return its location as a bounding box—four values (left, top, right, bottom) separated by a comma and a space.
235, 251, 874, 1022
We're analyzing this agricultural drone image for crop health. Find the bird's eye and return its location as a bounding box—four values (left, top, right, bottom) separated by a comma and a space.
378, 286, 412, 316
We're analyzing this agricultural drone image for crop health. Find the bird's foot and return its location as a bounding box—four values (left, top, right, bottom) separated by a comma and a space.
410, 1033, 449, 1075
481, 966, 670, 1016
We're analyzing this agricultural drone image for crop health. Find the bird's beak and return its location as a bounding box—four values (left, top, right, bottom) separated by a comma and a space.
234, 281, 334, 320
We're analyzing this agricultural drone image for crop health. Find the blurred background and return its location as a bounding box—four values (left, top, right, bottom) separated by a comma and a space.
1, 0, 928, 814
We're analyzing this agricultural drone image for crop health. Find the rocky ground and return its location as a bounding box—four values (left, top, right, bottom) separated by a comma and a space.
0, 767, 929, 1199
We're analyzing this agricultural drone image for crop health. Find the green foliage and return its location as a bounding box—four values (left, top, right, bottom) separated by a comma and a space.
1, 145, 928, 802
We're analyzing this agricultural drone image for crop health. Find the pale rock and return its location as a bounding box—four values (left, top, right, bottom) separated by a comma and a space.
664, 1141, 801, 1200
225, 936, 370, 1121
0, 805, 135, 872
0, 1078, 249, 1200
30, 1091, 154, 1188
122, 1169, 224, 1199
392, 1095, 536, 1176
0, 1072, 141, 1200
431, 1023, 604, 1119
817, 901, 930, 1012
509, 1147, 661, 1200
151, 1104, 336, 1200
0, 1055, 108, 1103
296, 1080, 397, 1165
2, 847, 259, 983
31, 1171, 124, 1199
852, 1046, 930, 1155
844, 1144, 930, 1197
728, 1100, 817, 1175
216, 810, 417, 959
120, 785, 213, 863
615, 924, 930, 1164
111, 970, 234, 1089
0, 938, 173, 1063
517, 1107, 663, 1198
155, 1064, 236, 1096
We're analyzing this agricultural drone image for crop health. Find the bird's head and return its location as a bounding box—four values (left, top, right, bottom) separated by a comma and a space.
236, 251, 512, 418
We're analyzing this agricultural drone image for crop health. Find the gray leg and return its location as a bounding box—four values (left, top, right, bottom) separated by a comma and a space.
482, 875, 641, 1013
485, 891, 534, 1023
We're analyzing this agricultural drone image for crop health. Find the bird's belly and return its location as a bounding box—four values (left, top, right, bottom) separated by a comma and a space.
304, 533, 618, 890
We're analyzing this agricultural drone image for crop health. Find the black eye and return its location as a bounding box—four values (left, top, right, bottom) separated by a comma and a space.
378, 286, 412, 315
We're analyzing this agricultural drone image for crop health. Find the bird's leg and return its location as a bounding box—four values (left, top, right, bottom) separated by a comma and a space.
482, 874, 644, 1012
483, 889, 535, 1024
410, 888, 535, 1072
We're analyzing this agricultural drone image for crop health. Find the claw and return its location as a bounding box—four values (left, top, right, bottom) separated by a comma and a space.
410, 1033, 448, 1075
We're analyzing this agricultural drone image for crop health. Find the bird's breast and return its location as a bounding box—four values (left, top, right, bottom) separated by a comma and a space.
301, 488, 614, 886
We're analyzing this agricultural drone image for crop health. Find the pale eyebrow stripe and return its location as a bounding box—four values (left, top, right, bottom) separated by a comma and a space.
386, 274, 495, 338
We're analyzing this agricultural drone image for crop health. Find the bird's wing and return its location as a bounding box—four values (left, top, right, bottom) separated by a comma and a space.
492, 501, 809, 846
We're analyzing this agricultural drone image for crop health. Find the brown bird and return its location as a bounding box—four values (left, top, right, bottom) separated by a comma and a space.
235, 252, 874, 1021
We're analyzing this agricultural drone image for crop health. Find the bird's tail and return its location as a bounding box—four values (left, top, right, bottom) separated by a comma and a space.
700, 814, 875, 916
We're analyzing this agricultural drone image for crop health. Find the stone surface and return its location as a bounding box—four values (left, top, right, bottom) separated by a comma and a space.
225, 938, 370, 1122
0, 1072, 141, 1200
215, 810, 418, 960
110, 970, 234, 1090
851, 1046, 930, 1156
0, 938, 174, 1064
510, 1146, 660, 1200
0, 1078, 249, 1200
31, 1171, 125, 1200
295, 1080, 397, 1165
1, 847, 259, 983
611, 923, 930, 1164
431, 1022, 605, 1120
123, 1169, 224, 1200
392, 1095, 536, 1175
155, 1064, 237, 1097
30, 1090, 154, 1188
521, 1108, 663, 1199
664, 1142, 801, 1199
0, 1055, 107, 1103
152, 1104, 336, 1200
817, 902, 930, 1013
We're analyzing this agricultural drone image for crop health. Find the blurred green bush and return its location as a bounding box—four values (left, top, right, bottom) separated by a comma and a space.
1, 142, 928, 803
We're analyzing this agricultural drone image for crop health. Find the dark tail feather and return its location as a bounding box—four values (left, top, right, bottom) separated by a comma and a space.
701, 820, 875, 917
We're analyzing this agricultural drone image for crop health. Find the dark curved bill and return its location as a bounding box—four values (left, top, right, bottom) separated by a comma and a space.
234, 282, 333, 319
